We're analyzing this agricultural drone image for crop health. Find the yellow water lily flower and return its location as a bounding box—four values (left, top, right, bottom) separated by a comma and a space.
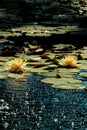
8, 58, 26, 73
59, 55, 78, 67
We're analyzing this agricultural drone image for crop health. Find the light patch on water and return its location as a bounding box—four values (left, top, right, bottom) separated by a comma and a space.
71, 122, 74, 128
54, 118, 58, 122
0, 99, 9, 110
3, 122, 9, 128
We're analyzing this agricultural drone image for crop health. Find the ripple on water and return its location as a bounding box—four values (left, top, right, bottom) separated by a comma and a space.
0, 73, 87, 130
0, 99, 9, 110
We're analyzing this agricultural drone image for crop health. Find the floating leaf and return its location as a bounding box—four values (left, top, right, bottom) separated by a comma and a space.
79, 72, 87, 78
41, 77, 81, 85
7, 73, 25, 79
44, 64, 58, 70
40, 71, 60, 77
30, 57, 41, 62
0, 72, 8, 79
0, 66, 6, 72
41, 77, 61, 84
79, 60, 87, 70
28, 67, 48, 73
58, 68, 80, 78
52, 83, 85, 89
41, 77, 83, 89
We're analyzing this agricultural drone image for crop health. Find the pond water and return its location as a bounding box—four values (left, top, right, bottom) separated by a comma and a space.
75, 69, 87, 85
0, 73, 87, 130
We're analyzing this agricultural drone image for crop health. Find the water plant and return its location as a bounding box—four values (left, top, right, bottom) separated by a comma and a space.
59, 55, 78, 68
7, 58, 26, 74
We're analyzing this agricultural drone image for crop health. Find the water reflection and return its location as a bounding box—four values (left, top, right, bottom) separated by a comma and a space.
0, 73, 87, 130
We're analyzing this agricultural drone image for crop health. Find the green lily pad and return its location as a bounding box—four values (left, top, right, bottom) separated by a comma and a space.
0, 66, 6, 72
58, 68, 80, 73
29, 57, 42, 62
27, 61, 49, 68
41, 77, 83, 89
79, 60, 87, 70
40, 71, 60, 77
44, 64, 58, 70
79, 72, 87, 78
41, 77, 61, 84
7, 73, 25, 79
59, 72, 76, 78
58, 70, 79, 78
52, 83, 85, 89
41, 77, 81, 84
28, 67, 48, 73
0, 72, 8, 79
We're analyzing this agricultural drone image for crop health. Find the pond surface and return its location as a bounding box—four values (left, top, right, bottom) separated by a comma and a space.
75, 69, 87, 85
0, 73, 87, 130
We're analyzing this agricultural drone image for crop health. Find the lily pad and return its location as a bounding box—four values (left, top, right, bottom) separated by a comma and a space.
0, 66, 6, 72
58, 69, 79, 78
58, 68, 79, 73
79, 72, 87, 78
29, 57, 42, 62
44, 64, 58, 70
41, 77, 83, 89
52, 83, 85, 89
0, 72, 8, 79
40, 71, 59, 77
41, 77, 61, 84
41, 77, 81, 84
79, 60, 87, 70
28, 67, 48, 73
7, 73, 25, 79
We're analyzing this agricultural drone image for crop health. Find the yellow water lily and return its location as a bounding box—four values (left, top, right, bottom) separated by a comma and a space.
59, 55, 78, 67
8, 58, 26, 73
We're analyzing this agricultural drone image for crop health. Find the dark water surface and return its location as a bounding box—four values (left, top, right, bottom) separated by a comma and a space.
0, 73, 87, 130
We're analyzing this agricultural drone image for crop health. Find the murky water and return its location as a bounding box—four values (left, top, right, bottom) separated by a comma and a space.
0, 73, 87, 130
75, 69, 87, 85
